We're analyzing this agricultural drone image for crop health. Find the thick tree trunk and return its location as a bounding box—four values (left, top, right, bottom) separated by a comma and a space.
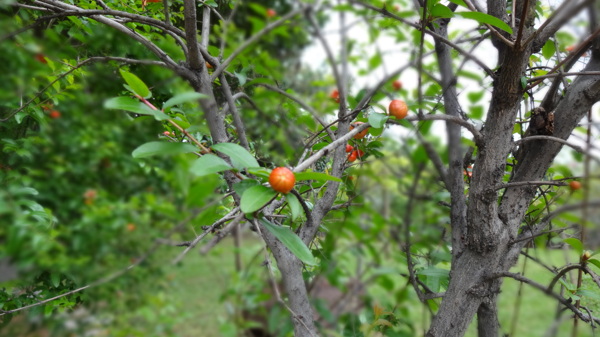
264, 229, 319, 337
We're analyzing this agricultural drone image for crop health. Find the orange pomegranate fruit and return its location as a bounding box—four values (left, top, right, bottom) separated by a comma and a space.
388, 99, 408, 119
569, 180, 581, 191
269, 167, 295, 194
330, 89, 340, 103
350, 122, 369, 139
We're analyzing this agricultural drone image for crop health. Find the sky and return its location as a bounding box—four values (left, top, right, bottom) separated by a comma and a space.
300, 2, 600, 167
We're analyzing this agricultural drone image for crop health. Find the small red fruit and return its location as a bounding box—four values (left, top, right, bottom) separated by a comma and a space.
350, 122, 369, 139
49, 110, 61, 119
127, 223, 137, 232
266, 8, 276, 18
345, 144, 354, 153
463, 165, 473, 178
388, 99, 409, 119
35, 53, 47, 64
355, 149, 365, 158
205, 61, 213, 69
330, 89, 340, 103
269, 167, 295, 194
569, 180, 581, 191
347, 151, 358, 162
392, 80, 403, 91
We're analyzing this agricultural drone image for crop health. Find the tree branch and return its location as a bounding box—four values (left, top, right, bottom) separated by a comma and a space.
183, 0, 202, 70
350, 0, 495, 77
514, 135, 600, 163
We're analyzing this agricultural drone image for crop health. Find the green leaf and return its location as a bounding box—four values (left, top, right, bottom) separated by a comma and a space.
467, 91, 485, 104
447, 0, 467, 7
469, 105, 484, 119
416, 267, 450, 277
104, 97, 170, 121
260, 218, 317, 266
189, 154, 232, 176
234, 71, 247, 86
431, 4, 454, 18
559, 278, 577, 292
247, 167, 272, 180
368, 113, 389, 128
119, 69, 151, 98
295, 172, 342, 183
233, 179, 260, 196
212, 143, 260, 170
162, 92, 208, 110
588, 258, 600, 270
50, 273, 60, 288
576, 289, 600, 301
285, 193, 303, 220
542, 40, 556, 60
132, 141, 198, 158
520, 76, 528, 89
456, 12, 513, 34
240, 185, 277, 213
564, 238, 584, 254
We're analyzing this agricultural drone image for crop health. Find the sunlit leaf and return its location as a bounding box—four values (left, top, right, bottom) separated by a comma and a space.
240, 185, 276, 213
189, 154, 231, 176
368, 113, 388, 129
564, 238, 584, 254
162, 92, 208, 110
119, 69, 151, 98
295, 172, 342, 183
212, 143, 260, 170
285, 192, 303, 220
104, 97, 170, 121
456, 12, 513, 34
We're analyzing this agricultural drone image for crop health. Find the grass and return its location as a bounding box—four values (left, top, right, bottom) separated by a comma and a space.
164, 240, 600, 337
160, 235, 264, 337
4, 233, 598, 336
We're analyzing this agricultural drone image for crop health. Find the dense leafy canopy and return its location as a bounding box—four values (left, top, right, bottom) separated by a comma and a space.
1, 0, 600, 336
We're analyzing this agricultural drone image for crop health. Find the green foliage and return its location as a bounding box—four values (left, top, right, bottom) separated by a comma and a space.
2, 0, 599, 335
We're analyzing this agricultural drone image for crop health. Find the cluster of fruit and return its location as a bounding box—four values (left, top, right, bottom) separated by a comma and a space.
345, 144, 364, 162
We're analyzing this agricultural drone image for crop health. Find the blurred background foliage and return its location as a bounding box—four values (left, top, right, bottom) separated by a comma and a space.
1, 0, 600, 336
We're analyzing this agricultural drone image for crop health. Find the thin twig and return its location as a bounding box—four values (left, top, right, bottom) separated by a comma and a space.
493, 180, 568, 191
210, 7, 304, 81
174, 209, 243, 263
350, 0, 495, 77
513, 0, 530, 49
514, 135, 600, 162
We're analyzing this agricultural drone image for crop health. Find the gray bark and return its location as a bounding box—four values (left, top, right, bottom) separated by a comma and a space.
428, 1, 600, 336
